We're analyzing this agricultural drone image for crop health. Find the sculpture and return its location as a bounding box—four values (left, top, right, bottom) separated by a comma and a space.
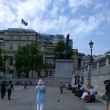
55, 34, 72, 59
64, 34, 70, 59
60, 34, 71, 59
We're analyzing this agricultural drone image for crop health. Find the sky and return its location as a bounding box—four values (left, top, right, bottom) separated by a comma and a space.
0, 0, 110, 55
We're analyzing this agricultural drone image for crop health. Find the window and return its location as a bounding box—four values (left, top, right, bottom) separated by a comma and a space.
109, 58, 110, 64
92, 63, 97, 69
26, 36, 29, 40
49, 71, 52, 76
9, 41, 13, 49
10, 58, 13, 65
82, 68, 84, 72
81, 76, 84, 83
18, 36, 21, 40
38, 72, 41, 77
10, 36, 13, 40
99, 59, 106, 67
78, 59, 81, 69
46, 71, 48, 76
18, 42, 21, 48
85, 66, 88, 71
45, 58, 54, 65
44, 42, 53, 47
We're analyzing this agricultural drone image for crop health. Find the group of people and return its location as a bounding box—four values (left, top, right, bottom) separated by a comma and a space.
0, 79, 109, 110
74, 82, 97, 103
0, 81, 14, 100
77, 80, 110, 110
80, 85, 97, 102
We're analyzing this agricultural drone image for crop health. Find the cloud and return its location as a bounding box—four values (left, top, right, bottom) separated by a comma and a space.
69, 0, 92, 13
0, 0, 110, 54
93, 3, 103, 11
0, 0, 110, 39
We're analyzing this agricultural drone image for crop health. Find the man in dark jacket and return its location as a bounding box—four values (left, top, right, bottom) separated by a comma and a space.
0, 81, 6, 99
7, 81, 13, 100
59, 81, 64, 94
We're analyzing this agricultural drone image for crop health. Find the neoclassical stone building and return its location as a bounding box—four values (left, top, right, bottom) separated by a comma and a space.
0, 28, 37, 78
37, 34, 65, 77
0, 28, 71, 78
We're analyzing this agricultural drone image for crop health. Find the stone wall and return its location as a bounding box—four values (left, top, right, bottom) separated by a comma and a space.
83, 74, 110, 96
54, 59, 74, 84
82, 63, 110, 96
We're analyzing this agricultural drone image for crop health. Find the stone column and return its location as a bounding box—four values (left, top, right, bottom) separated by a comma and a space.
106, 57, 109, 66
97, 62, 99, 70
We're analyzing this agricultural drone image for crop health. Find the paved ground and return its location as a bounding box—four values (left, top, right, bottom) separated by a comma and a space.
0, 85, 106, 110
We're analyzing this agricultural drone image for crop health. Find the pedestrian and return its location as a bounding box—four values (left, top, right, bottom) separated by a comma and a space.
0, 81, 6, 99
104, 80, 110, 110
24, 81, 28, 90
11, 82, 14, 92
65, 81, 69, 89
59, 81, 64, 94
36, 79, 46, 110
7, 81, 13, 100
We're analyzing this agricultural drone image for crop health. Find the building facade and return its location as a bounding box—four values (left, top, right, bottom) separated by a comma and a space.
71, 49, 85, 86
0, 28, 71, 78
0, 28, 37, 78
37, 34, 65, 77
80, 51, 110, 95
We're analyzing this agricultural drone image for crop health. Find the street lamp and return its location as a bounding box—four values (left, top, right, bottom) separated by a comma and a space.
88, 40, 94, 85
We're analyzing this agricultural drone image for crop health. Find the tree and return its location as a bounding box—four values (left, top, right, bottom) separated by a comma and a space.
54, 41, 65, 53
15, 43, 43, 78
54, 40, 73, 59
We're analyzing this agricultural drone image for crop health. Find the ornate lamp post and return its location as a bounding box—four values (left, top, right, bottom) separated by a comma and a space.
88, 40, 94, 85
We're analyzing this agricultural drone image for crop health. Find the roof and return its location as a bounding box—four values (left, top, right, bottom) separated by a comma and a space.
37, 33, 64, 40
7, 28, 36, 33
94, 53, 110, 61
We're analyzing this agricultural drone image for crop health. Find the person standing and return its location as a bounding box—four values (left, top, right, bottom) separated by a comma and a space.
36, 79, 46, 110
59, 81, 64, 94
7, 81, 13, 100
24, 81, 28, 90
0, 81, 6, 99
104, 80, 110, 110
65, 82, 69, 89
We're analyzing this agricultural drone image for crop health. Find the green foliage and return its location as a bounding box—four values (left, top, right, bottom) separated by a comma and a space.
54, 41, 65, 52
15, 43, 43, 77
0, 50, 10, 73
54, 40, 73, 59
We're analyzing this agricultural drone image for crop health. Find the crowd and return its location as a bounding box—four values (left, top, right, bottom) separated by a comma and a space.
72, 80, 110, 110
72, 82, 97, 103
0, 81, 14, 100
80, 84, 97, 102
0, 79, 109, 110
58, 81, 97, 103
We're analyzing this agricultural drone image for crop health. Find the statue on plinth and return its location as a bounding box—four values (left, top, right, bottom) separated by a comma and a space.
57, 34, 72, 59
63, 34, 70, 59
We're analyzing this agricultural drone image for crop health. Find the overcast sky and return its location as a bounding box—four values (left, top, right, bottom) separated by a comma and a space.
0, 0, 110, 55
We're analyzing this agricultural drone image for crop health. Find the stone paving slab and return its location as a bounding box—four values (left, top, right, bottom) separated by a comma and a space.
0, 86, 106, 110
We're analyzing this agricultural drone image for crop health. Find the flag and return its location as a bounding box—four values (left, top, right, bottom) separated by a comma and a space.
21, 19, 28, 26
